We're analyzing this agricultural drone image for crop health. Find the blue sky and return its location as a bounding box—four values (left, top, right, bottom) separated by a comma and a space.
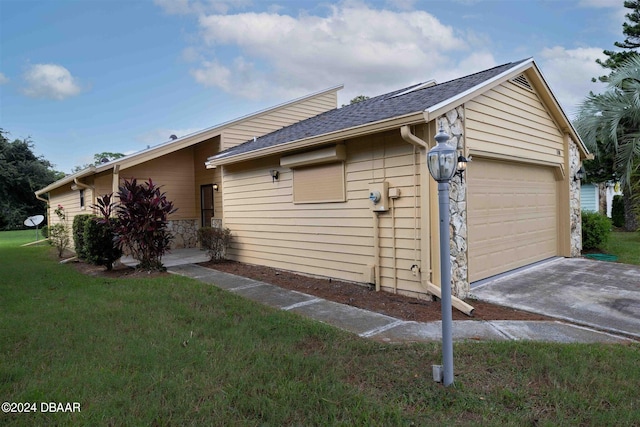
0, 0, 626, 174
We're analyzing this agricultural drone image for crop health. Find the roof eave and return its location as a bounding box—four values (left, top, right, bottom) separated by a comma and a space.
206, 112, 425, 167
35, 166, 96, 195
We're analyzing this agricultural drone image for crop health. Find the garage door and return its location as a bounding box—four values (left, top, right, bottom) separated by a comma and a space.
467, 158, 558, 282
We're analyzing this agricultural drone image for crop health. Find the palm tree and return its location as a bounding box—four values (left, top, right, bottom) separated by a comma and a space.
575, 55, 640, 230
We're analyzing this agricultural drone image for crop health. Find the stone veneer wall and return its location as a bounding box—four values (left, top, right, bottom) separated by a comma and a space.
168, 219, 198, 249
568, 140, 582, 257
438, 107, 469, 299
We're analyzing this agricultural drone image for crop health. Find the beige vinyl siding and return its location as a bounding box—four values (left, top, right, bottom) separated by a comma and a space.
94, 171, 113, 199
465, 80, 565, 165
120, 147, 196, 220
222, 129, 425, 294
194, 136, 222, 224
221, 92, 338, 149
48, 185, 95, 251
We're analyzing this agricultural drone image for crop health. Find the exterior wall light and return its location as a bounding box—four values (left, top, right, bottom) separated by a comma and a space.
456, 155, 469, 183
213, 183, 219, 191
574, 166, 586, 182
426, 126, 456, 387
270, 169, 279, 182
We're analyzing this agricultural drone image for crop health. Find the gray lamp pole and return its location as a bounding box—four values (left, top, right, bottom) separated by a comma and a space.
426, 126, 457, 387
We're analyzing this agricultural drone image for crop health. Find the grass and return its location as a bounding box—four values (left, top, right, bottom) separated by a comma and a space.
602, 230, 640, 265
1, 229, 639, 425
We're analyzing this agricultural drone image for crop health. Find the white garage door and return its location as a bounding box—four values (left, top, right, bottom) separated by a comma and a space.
467, 158, 558, 282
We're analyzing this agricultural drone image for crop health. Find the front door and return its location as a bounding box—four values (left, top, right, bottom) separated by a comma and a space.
201, 184, 214, 227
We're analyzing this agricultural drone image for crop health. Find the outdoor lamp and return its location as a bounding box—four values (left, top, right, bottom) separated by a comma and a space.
427, 128, 457, 182
456, 155, 469, 183
427, 125, 456, 387
212, 183, 219, 191
574, 166, 586, 181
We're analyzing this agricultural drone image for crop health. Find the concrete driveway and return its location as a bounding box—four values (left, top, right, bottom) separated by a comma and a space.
472, 258, 640, 339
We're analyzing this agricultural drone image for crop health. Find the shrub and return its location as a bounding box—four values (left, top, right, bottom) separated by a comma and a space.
84, 218, 123, 270
114, 179, 177, 271
581, 211, 612, 250
198, 226, 232, 262
611, 195, 625, 228
73, 214, 94, 259
49, 205, 70, 257
41, 225, 49, 239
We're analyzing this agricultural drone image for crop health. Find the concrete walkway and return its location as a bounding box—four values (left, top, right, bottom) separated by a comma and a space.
168, 263, 634, 344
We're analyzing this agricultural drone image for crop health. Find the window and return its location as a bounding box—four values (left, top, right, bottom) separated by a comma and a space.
79, 189, 85, 209
200, 184, 214, 227
293, 162, 346, 203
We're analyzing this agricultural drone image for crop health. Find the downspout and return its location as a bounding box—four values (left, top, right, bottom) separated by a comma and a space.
72, 178, 92, 190
400, 125, 474, 316
73, 178, 94, 210
35, 193, 49, 226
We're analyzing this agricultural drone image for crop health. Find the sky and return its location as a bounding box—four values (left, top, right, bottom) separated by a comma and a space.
0, 0, 628, 174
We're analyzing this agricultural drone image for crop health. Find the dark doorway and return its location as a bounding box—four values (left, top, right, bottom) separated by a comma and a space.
201, 184, 214, 227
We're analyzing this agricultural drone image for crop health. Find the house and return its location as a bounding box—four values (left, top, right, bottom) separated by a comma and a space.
35, 85, 342, 250
581, 182, 622, 217
205, 58, 590, 299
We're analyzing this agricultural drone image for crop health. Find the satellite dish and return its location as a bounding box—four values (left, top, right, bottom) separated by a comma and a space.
24, 215, 45, 227
24, 215, 45, 242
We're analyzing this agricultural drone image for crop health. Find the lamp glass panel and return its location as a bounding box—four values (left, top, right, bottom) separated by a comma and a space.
428, 146, 456, 181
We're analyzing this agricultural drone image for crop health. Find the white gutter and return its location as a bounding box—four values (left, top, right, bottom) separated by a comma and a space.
206, 112, 425, 167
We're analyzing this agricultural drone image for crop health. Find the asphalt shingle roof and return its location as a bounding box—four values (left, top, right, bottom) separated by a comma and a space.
212, 59, 529, 161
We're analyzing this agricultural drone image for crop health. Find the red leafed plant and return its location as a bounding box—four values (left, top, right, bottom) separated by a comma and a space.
114, 178, 177, 271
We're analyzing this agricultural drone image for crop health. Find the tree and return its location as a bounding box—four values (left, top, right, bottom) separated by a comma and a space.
594, 0, 640, 82
0, 129, 64, 229
71, 152, 125, 173
575, 55, 640, 230
341, 95, 370, 107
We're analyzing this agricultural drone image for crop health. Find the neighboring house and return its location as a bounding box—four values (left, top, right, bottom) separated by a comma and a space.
205, 58, 591, 299
580, 182, 622, 217
35, 86, 342, 250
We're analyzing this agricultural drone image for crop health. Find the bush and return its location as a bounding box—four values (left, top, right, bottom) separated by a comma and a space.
41, 225, 49, 239
84, 218, 122, 270
73, 214, 94, 259
85, 194, 122, 271
611, 195, 624, 228
115, 179, 176, 271
581, 211, 612, 250
49, 205, 70, 257
198, 226, 232, 262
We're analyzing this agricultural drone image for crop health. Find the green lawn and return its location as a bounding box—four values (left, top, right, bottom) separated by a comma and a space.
602, 231, 640, 265
1, 230, 639, 426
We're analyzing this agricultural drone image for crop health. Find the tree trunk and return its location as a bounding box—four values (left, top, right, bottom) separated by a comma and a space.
623, 191, 639, 231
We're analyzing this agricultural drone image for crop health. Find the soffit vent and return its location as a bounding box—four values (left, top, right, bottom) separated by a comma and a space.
511, 74, 534, 91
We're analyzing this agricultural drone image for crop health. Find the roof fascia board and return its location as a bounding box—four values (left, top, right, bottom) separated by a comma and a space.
208, 112, 425, 166
95, 84, 345, 172
426, 58, 535, 121
35, 166, 96, 195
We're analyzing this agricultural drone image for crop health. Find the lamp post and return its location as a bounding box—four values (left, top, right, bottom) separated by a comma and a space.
426, 126, 457, 387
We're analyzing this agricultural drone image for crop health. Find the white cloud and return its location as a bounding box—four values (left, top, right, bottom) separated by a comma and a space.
0, 72, 9, 84
189, 3, 489, 101
538, 46, 607, 117
22, 64, 82, 100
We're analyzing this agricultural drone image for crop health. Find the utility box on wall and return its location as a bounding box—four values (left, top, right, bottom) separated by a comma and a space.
369, 182, 389, 212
